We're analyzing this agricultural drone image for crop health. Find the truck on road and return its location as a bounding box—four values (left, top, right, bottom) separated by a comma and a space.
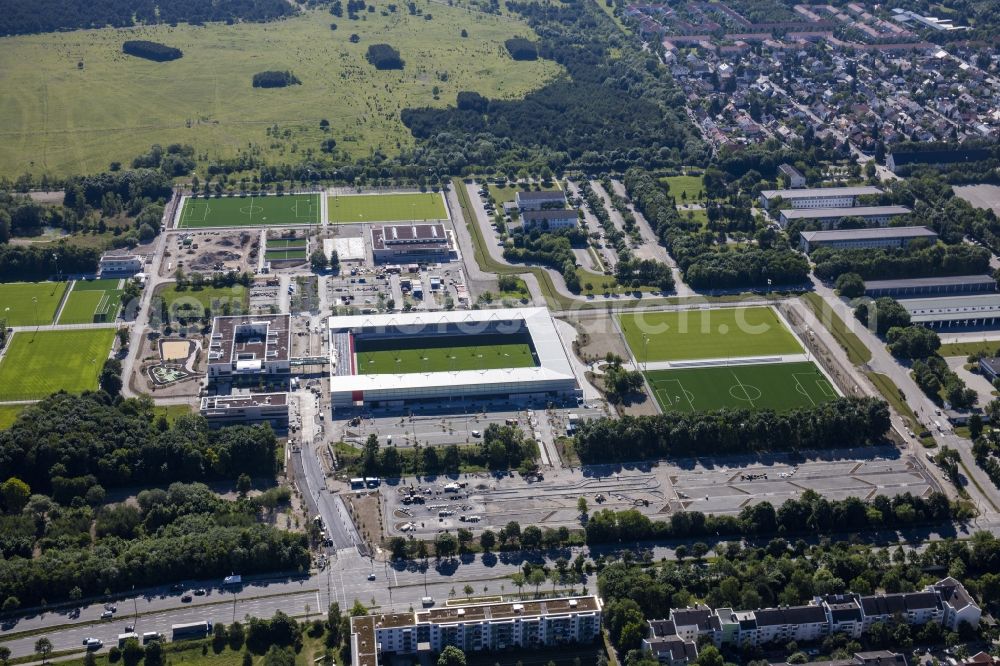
171, 621, 212, 641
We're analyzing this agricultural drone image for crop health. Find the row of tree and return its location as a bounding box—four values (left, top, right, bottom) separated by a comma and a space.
812, 241, 990, 281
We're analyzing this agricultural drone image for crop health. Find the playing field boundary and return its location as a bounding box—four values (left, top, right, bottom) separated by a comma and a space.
171, 192, 324, 229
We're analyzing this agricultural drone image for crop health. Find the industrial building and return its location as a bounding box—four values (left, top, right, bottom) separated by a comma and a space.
327, 308, 579, 408
520, 209, 579, 230
207, 314, 291, 380
864, 275, 997, 298
370, 224, 454, 264
901, 293, 1000, 329
514, 190, 567, 211
199, 393, 289, 427
350, 596, 602, 666
778, 205, 911, 229
759, 186, 883, 211
798, 226, 937, 253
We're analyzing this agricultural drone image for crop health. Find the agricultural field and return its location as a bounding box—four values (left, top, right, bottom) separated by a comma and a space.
58, 278, 125, 324
0, 281, 68, 326
0, 328, 116, 400
328, 192, 446, 224
0, 7, 561, 178
355, 334, 538, 374
619, 306, 802, 362
486, 182, 561, 205
661, 174, 705, 201
645, 361, 838, 413
179, 194, 319, 228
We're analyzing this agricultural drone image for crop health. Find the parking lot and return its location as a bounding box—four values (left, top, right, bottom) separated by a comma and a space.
380, 447, 935, 538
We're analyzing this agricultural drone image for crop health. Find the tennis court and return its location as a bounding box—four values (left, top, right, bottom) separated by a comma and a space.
179, 193, 320, 228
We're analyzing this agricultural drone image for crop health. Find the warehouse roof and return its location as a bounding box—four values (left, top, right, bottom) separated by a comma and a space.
760, 185, 883, 200
864, 275, 996, 290
902, 294, 1000, 322
800, 226, 936, 243
780, 205, 911, 220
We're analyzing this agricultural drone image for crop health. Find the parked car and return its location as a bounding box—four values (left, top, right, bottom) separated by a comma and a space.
101, 610, 114, 619
181, 594, 193, 603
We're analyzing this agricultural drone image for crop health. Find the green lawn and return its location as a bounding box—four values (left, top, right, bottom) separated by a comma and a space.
486, 182, 561, 205
58, 279, 124, 324
0, 282, 68, 326
0, 405, 25, 430
356, 334, 538, 374
266, 249, 307, 260
156, 285, 249, 319
661, 175, 705, 202
153, 404, 193, 424
180, 194, 319, 228
0, 7, 560, 179
938, 340, 1000, 358
679, 207, 708, 227
646, 361, 837, 413
328, 192, 446, 223
0, 329, 116, 400
619, 306, 802, 362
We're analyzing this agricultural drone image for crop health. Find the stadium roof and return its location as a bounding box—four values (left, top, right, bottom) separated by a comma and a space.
865, 275, 996, 290
327, 307, 576, 393
780, 205, 911, 220
760, 186, 883, 200
799, 226, 936, 242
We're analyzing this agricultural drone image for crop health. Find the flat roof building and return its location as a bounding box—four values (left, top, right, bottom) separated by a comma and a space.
759, 186, 883, 211
864, 275, 997, 298
207, 314, 291, 379
798, 226, 937, 253
199, 393, 288, 428
520, 209, 579, 230
370, 224, 454, 264
99, 250, 144, 277
901, 294, 1000, 329
349, 596, 602, 666
778, 205, 911, 229
515, 190, 567, 211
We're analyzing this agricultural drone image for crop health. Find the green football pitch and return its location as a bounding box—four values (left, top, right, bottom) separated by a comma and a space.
355, 335, 538, 374
58, 279, 124, 324
0, 328, 116, 400
645, 362, 838, 413
619, 307, 802, 362
179, 193, 320, 228
0, 282, 68, 326
328, 193, 446, 223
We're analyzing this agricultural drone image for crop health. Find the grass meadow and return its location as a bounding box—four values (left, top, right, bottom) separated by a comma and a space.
0, 7, 560, 178
0, 282, 68, 326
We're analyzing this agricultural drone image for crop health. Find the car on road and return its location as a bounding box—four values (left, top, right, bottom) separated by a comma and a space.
181, 594, 193, 602
101, 610, 114, 619
367, 573, 376, 581
84, 638, 103, 650
194, 588, 207, 596
471, 430, 481, 438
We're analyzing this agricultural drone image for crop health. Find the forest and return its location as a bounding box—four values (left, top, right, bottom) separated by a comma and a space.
0, 393, 280, 499
573, 397, 890, 463
0, 0, 296, 36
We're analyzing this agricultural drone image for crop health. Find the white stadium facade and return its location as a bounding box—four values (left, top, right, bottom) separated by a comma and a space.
327, 308, 579, 408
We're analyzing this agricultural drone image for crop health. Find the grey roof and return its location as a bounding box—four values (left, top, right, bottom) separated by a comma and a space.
800, 226, 937, 243
646, 637, 698, 661
860, 591, 941, 616
865, 275, 996, 290
980, 357, 1000, 375
648, 619, 676, 637
780, 205, 911, 220
760, 185, 883, 200
829, 602, 863, 622
753, 605, 827, 627
670, 607, 714, 630
853, 652, 908, 666
902, 293, 1000, 322
515, 190, 566, 202
521, 209, 578, 221
936, 576, 978, 611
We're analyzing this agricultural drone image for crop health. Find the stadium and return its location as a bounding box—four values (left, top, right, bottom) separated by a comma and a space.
327, 308, 579, 408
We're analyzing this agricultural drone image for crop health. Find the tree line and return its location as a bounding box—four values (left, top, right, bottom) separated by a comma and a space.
574, 397, 889, 463
812, 242, 990, 281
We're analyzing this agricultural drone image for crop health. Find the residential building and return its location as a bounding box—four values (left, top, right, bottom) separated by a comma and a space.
515, 190, 567, 211
370, 224, 454, 264
759, 186, 883, 211
901, 294, 1000, 329
98, 250, 144, 277
798, 226, 937, 253
778, 163, 806, 188
199, 393, 288, 428
778, 205, 911, 228
752, 605, 829, 645
207, 314, 291, 380
864, 275, 997, 298
349, 596, 602, 666
859, 591, 942, 629
937, 576, 985, 630
520, 209, 579, 230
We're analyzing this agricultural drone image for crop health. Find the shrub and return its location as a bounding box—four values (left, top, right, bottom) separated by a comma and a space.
122, 40, 183, 62
251, 71, 301, 88
365, 43, 403, 69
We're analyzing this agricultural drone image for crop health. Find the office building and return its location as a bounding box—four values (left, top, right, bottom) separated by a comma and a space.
207, 314, 291, 380
370, 224, 454, 264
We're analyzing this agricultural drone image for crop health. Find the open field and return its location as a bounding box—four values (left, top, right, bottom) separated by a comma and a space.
180, 194, 319, 228
646, 361, 837, 413
0, 282, 68, 326
0, 329, 116, 400
661, 175, 705, 201
355, 334, 537, 374
58, 279, 124, 324
938, 340, 1000, 358
486, 182, 561, 204
0, 8, 560, 179
328, 192, 446, 223
155, 284, 249, 318
619, 306, 802, 362
0, 405, 25, 429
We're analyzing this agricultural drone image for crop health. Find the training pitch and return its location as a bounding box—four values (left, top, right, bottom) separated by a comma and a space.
179, 194, 320, 228
58, 279, 124, 324
0, 282, 68, 326
328, 193, 446, 224
0, 328, 116, 400
355, 335, 537, 374
619, 306, 802, 362
645, 361, 837, 413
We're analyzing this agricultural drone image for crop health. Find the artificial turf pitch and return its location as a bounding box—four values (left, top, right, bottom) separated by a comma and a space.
645, 362, 837, 413
0, 328, 116, 400
356, 339, 538, 374
0, 282, 68, 326
179, 194, 320, 228
619, 306, 802, 362
328, 193, 446, 223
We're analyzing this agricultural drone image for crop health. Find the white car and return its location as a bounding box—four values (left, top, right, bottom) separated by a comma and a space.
471, 430, 481, 438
